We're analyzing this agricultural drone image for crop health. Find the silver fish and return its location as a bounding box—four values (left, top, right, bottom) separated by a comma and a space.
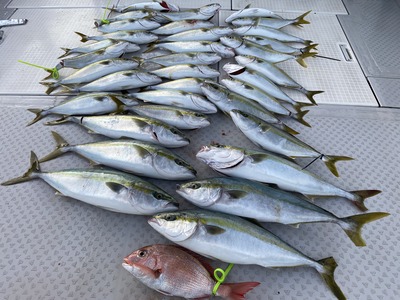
231, 11, 311, 29
243, 36, 316, 55
96, 19, 161, 33
159, 3, 221, 21
153, 41, 235, 58
46, 115, 189, 148
75, 30, 158, 44
225, 6, 283, 23
176, 177, 388, 246
149, 209, 346, 300
151, 20, 214, 35
146, 52, 221, 66
40, 132, 196, 180
127, 104, 210, 129
131, 90, 217, 114
150, 64, 220, 79
147, 78, 206, 94
196, 144, 381, 211
27, 93, 137, 126
229, 109, 353, 176
161, 27, 233, 42
94, 10, 155, 26
112, 1, 180, 13
58, 39, 116, 58
1, 152, 178, 214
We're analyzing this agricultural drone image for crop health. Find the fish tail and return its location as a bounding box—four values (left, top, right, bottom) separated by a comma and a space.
39, 131, 70, 163
281, 123, 299, 135
296, 51, 318, 68
303, 43, 318, 53
339, 212, 390, 246
350, 190, 381, 212
293, 10, 311, 27
75, 31, 88, 43
26, 108, 46, 126
45, 115, 71, 126
293, 102, 315, 112
317, 257, 346, 300
291, 109, 311, 127
58, 48, 71, 59
304, 90, 323, 105
218, 282, 260, 300
39, 81, 60, 95
321, 155, 353, 177
1, 151, 40, 186
143, 42, 159, 53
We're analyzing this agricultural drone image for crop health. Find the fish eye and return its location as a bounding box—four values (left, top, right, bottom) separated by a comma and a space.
174, 159, 184, 166
190, 183, 201, 189
170, 128, 179, 134
137, 250, 147, 258
194, 113, 204, 117
153, 192, 165, 200
241, 112, 249, 117
165, 215, 176, 221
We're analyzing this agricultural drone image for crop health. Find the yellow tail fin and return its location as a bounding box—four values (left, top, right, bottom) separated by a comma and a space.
321, 155, 353, 177
317, 257, 346, 300
293, 10, 312, 27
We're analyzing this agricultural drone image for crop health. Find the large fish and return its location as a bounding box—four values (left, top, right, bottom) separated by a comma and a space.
196, 144, 380, 211
176, 177, 389, 247
45, 115, 189, 148
40, 132, 196, 180
152, 20, 214, 35
147, 78, 206, 94
96, 19, 161, 33
225, 5, 282, 23
149, 209, 346, 300
150, 64, 220, 79
231, 11, 311, 29
229, 110, 353, 176
1, 152, 178, 214
58, 39, 116, 58
151, 41, 235, 58
145, 52, 221, 67
122, 244, 259, 299
75, 30, 158, 44
27, 93, 137, 126
94, 10, 155, 26
111, 1, 180, 13
161, 27, 233, 42
159, 3, 221, 21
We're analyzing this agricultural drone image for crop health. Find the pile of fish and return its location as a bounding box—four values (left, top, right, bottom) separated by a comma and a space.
2, 1, 389, 300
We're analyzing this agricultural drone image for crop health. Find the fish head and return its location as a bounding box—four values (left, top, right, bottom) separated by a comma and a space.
197, 65, 220, 78
181, 111, 210, 128
196, 52, 222, 64
189, 93, 218, 113
150, 123, 190, 147
210, 42, 235, 58
232, 18, 255, 26
153, 154, 197, 180
222, 63, 246, 76
232, 25, 252, 35
161, 0, 180, 12
176, 181, 223, 207
122, 245, 159, 280
219, 35, 243, 49
200, 81, 229, 103
138, 19, 161, 29
136, 72, 162, 85
200, 3, 221, 17
114, 94, 139, 106
210, 26, 234, 36
149, 211, 199, 242
196, 144, 245, 169
234, 55, 256, 66
229, 110, 259, 131
108, 42, 131, 53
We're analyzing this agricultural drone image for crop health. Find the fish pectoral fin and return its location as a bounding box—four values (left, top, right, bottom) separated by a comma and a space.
226, 190, 248, 199
248, 153, 269, 163
204, 225, 226, 235
106, 182, 128, 194
155, 289, 171, 296
289, 223, 301, 229
54, 190, 66, 197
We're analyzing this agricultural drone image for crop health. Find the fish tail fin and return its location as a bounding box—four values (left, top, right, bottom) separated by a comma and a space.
293, 10, 311, 27
45, 115, 71, 126
292, 109, 311, 127
296, 51, 318, 68
304, 90, 323, 105
27, 108, 46, 126
321, 155, 353, 177
281, 123, 299, 135
339, 212, 390, 246
350, 190, 381, 212
303, 43, 318, 53
293, 102, 315, 112
41, 73, 55, 81
1, 151, 40, 186
58, 48, 71, 59
143, 42, 159, 53
75, 31, 88, 43
317, 257, 346, 300
39, 131, 70, 163
39, 81, 60, 95
218, 282, 260, 300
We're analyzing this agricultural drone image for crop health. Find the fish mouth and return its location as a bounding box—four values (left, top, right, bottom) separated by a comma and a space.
198, 145, 210, 153
148, 217, 160, 227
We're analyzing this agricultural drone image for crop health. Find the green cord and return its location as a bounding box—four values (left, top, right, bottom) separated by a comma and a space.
18, 60, 59, 79
101, 0, 112, 24
212, 263, 234, 296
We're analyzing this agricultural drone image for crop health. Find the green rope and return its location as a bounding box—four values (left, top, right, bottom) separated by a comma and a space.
18, 60, 59, 79
212, 263, 234, 296
101, 0, 112, 25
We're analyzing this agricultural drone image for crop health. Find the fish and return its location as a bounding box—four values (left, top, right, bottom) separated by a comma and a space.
56, 42, 130, 69
200, 81, 299, 135
225, 5, 283, 23
61, 70, 161, 93
94, 10, 155, 26
110, 1, 180, 13
176, 177, 389, 247
229, 110, 353, 176
235, 55, 323, 103
231, 11, 311, 29
131, 90, 217, 113
26, 93, 137, 126
127, 104, 210, 130
161, 26, 233, 42
147, 78, 206, 94
122, 244, 260, 299
221, 78, 311, 127
1, 152, 178, 214
151, 41, 235, 58
195, 144, 381, 211
75, 30, 158, 44
220, 35, 316, 68
96, 19, 161, 33
40, 132, 196, 180
149, 209, 346, 300
158, 3, 221, 21
58, 39, 117, 58
151, 20, 214, 35
150, 64, 220, 79
145, 52, 222, 66
41, 58, 140, 94
45, 115, 190, 148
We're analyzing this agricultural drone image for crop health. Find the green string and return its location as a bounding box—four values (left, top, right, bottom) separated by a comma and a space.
101, 0, 112, 24
212, 263, 234, 296
18, 60, 59, 79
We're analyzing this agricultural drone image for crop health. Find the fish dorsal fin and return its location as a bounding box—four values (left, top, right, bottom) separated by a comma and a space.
106, 182, 128, 193
204, 225, 225, 235
244, 4, 251, 9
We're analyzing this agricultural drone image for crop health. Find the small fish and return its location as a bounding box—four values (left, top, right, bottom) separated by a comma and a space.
94, 10, 155, 26
152, 41, 235, 58
131, 90, 217, 114
159, 3, 221, 21
196, 144, 381, 211
40, 132, 196, 180
127, 104, 210, 130
229, 110, 353, 176
1, 152, 178, 214
150, 64, 220, 79
27, 93, 137, 126
122, 244, 260, 299
75, 30, 158, 44
176, 177, 389, 247
152, 20, 214, 35
147, 78, 206, 94
161, 26, 233, 42
225, 5, 283, 23
235, 55, 323, 103
146, 52, 221, 66
231, 11, 311, 29
58, 39, 116, 58
45, 115, 190, 148
96, 19, 161, 33
149, 209, 346, 300
111, 1, 180, 13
